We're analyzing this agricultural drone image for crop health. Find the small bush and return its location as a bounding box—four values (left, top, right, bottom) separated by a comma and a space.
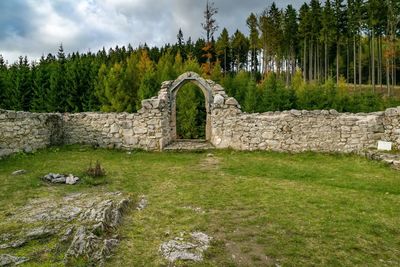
86, 160, 106, 178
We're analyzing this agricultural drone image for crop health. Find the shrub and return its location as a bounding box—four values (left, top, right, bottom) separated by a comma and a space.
86, 160, 106, 178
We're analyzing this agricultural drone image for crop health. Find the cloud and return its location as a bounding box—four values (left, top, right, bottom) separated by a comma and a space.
0, 0, 305, 64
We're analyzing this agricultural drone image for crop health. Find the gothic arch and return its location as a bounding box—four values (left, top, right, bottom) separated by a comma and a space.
168, 72, 214, 141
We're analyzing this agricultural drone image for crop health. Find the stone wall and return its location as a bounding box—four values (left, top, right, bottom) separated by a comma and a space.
0, 110, 62, 157
383, 107, 400, 150
63, 87, 171, 151
1, 72, 400, 157
211, 101, 390, 152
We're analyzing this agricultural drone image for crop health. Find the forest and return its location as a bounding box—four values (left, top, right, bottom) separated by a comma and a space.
0, 0, 399, 138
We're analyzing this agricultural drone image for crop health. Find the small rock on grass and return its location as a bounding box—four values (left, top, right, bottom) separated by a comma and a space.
11, 170, 27, 176
43, 173, 79, 185
66, 174, 79, 185
136, 195, 148, 210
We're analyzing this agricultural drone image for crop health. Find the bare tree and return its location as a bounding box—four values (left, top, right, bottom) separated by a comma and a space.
201, 0, 219, 43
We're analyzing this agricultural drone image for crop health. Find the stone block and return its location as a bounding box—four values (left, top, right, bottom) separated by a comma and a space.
134, 127, 147, 134
110, 124, 119, 134
213, 94, 224, 105
225, 97, 239, 106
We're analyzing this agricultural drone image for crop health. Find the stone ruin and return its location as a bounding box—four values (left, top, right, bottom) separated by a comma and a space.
1, 71, 400, 157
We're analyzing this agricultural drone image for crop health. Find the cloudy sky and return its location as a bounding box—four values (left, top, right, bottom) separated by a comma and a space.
0, 0, 304, 64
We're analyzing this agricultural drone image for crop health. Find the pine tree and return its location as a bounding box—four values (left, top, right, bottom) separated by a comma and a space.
136, 50, 157, 109
94, 63, 109, 110
56, 44, 68, 111
31, 57, 50, 112
243, 78, 258, 113
65, 55, 81, 112
231, 30, 249, 72
321, 0, 335, 81
215, 28, 231, 74
122, 52, 140, 112
0, 55, 6, 109
333, 0, 347, 84
19, 56, 32, 111
246, 13, 259, 74
103, 63, 131, 112
299, 3, 311, 81
283, 5, 299, 84
309, 0, 322, 82
156, 50, 176, 84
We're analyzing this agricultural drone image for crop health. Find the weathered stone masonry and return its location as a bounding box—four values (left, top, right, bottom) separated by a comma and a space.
1, 72, 400, 158
0, 110, 62, 157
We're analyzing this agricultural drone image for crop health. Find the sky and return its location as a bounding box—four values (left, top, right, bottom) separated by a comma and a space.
0, 0, 305, 64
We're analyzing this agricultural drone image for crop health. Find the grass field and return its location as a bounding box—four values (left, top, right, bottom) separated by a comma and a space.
0, 146, 399, 266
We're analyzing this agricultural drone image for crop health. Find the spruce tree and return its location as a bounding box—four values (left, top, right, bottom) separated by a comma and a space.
244, 78, 258, 113
246, 13, 259, 74
215, 28, 231, 74
31, 57, 49, 112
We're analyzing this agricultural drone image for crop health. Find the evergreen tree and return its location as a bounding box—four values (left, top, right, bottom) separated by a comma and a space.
321, 0, 335, 81
243, 78, 258, 113
333, 0, 347, 83
261, 73, 293, 111
137, 50, 157, 109
156, 51, 176, 83
0, 55, 6, 109
122, 52, 140, 112
283, 5, 299, 84
18, 56, 32, 111
246, 13, 260, 74
231, 30, 249, 71
31, 57, 49, 112
299, 3, 311, 81
56, 44, 68, 111
215, 28, 232, 74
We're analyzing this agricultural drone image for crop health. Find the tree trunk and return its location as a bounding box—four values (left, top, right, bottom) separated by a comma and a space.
378, 36, 382, 90
372, 30, 375, 93
316, 42, 319, 82
286, 58, 290, 87
359, 36, 362, 88
393, 48, 396, 89
387, 56, 390, 96
353, 36, 356, 91
303, 38, 307, 82
325, 40, 328, 81
224, 48, 227, 76
310, 40, 313, 81
346, 39, 349, 83
336, 41, 340, 84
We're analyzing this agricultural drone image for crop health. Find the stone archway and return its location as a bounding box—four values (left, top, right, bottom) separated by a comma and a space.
168, 72, 214, 141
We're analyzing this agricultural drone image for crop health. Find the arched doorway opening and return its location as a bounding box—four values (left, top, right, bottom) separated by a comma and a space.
175, 83, 207, 140
169, 72, 213, 142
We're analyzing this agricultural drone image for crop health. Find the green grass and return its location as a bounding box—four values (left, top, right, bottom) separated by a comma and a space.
0, 146, 399, 266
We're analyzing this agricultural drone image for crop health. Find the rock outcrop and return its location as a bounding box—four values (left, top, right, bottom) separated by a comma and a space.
0, 192, 131, 266
160, 232, 212, 263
